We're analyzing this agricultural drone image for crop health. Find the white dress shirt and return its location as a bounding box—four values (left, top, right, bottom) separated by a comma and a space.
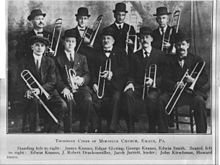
143, 46, 152, 58
65, 50, 75, 62
33, 53, 43, 69
77, 26, 86, 38
115, 22, 124, 30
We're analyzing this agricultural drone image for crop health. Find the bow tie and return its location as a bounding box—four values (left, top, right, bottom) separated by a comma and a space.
104, 50, 112, 53
79, 29, 85, 31
178, 56, 187, 61
37, 32, 43, 34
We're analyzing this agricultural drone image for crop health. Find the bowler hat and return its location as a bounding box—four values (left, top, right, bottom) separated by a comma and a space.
75, 7, 90, 17
138, 27, 153, 37
101, 27, 115, 39
175, 32, 191, 43
30, 36, 50, 46
27, 9, 46, 21
113, 3, 128, 13
62, 29, 79, 39
153, 7, 171, 16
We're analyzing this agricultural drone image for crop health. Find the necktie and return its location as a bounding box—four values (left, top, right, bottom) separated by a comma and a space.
37, 32, 43, 34
69, 54, 74, 62
161, 28, 165, 35
104, 50, 111, 53
144, 52, 149, 58
119, 25, 122, 30
35, 59, 40, 73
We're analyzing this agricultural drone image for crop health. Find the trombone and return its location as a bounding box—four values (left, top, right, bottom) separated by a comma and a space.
50, 18, 62, 56
142, 64, 157, 100
165, 61, 205, 115
97, 58, 111, 99
76, 15, 103, 53
161, 10, 181, 53
65, 65, 78, 93
126, 25, 140, 54
21, 70, 59, 124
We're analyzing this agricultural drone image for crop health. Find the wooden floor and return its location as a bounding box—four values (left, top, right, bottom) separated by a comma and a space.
8, 103, 211, 134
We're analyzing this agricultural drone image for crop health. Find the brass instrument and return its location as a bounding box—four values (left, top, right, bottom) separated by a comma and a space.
76, 15, 103, 53
65, 65, 78, 93
142, 64, 157, 100
165, 61, 205, 115
21, 70, 59, 124
126, 25, 140, 54
97, 58, 111, 99
161, 10, 181, 53
50, 18, 62, 56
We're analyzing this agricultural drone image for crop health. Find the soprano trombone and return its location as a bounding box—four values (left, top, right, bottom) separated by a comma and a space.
21, 70, 59, 124
142, 64, 157, 100
97, 59, 111, 99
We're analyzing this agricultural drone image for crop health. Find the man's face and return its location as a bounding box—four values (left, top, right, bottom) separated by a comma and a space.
140, 34, 153, 49
114, 11, 126, 24
64, 37, 77, 52
76, 16, 89, 28
156, 15, 169, 28
31, 42, 46, 56
32, 15, 45, 29
175, 40, 190, 57
102, 35, 115, 49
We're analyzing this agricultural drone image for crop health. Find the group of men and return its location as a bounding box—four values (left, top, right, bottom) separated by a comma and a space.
14, 2, 208, 133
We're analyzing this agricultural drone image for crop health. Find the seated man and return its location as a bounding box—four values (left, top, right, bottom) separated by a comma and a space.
17, 36, 67, 133
123, 27, 165, 133
55, 30, 98, 133
158, 32, 208, 133
91, 28, 129, 133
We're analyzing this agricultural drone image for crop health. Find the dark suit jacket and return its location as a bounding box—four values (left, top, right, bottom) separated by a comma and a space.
152, 26, 176, 53
162, 53, 208, 97
103, 23, 136, 52
17, 54, 57, 97
15, 30, 51, 60
91, 48, 129, 91
127, 48, 165, 89
55, 50, 90, 93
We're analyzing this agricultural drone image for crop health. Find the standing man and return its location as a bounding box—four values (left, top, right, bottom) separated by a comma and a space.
123, 27, 165, 133
55, 30, 98, 133
91, 28, 129, 133
158, 32, 208, 133
17, 36, 67, 133
152, 7, 177, 54
16, 9, 52, 60
104, 2, 136, 55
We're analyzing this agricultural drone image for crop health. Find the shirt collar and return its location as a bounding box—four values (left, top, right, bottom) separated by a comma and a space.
65, 50, 75, 61
115, 22, 124, 29
143, 46, 152, 56
33, 53, 43, 61
34, 29, 43, 36
159, 25, 167, 34
77, 25, 86, 31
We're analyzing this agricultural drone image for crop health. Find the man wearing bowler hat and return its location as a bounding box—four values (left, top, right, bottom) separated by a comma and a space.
17, 36, 67, 133
157, 32, 208, 133
103, 2, 136, 56
123, 27, 165, 133
55, 30, 99, 133
152, 7, 177, 54
16, 9, 52, 60
91, 27, 129, 133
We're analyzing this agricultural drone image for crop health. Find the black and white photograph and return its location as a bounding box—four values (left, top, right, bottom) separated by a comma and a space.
0, 0, 218, 164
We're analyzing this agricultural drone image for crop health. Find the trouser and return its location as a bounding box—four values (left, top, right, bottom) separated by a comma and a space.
124, 87, 160, 133
63, 88, 98, 133
158, 92, 207, 133
93, 86, 121, 132
22, 94, 67, 133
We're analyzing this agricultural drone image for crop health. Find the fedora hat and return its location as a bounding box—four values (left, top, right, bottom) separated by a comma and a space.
101, 27, 115, 39
75, 7, 90, 17
113, 3, 128, 13
174, 32, 191, 43
153, 7, 171, 16
30, 36, 50, 46
138, 27, 153, 37
62, 29, 79, 39
27, 9, 46, 21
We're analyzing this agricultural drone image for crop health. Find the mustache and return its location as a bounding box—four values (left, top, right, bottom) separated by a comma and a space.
38, 22, 44, 25
177, 48, 185, 51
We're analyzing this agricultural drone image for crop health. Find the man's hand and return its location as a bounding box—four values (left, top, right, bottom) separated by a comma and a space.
124, 83, 135, 92
126, 38, 133, 45
185, 75, 195, 84
145, 77, 153, 86
175, 81, 185, 89
61, 88, 74, 100
84, 37, 90, 43
93, 84, 98, 93
162, 41, 171, 48
25, 88, 40, 99
107, 71, 113, 81
75, 76, 84, 86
